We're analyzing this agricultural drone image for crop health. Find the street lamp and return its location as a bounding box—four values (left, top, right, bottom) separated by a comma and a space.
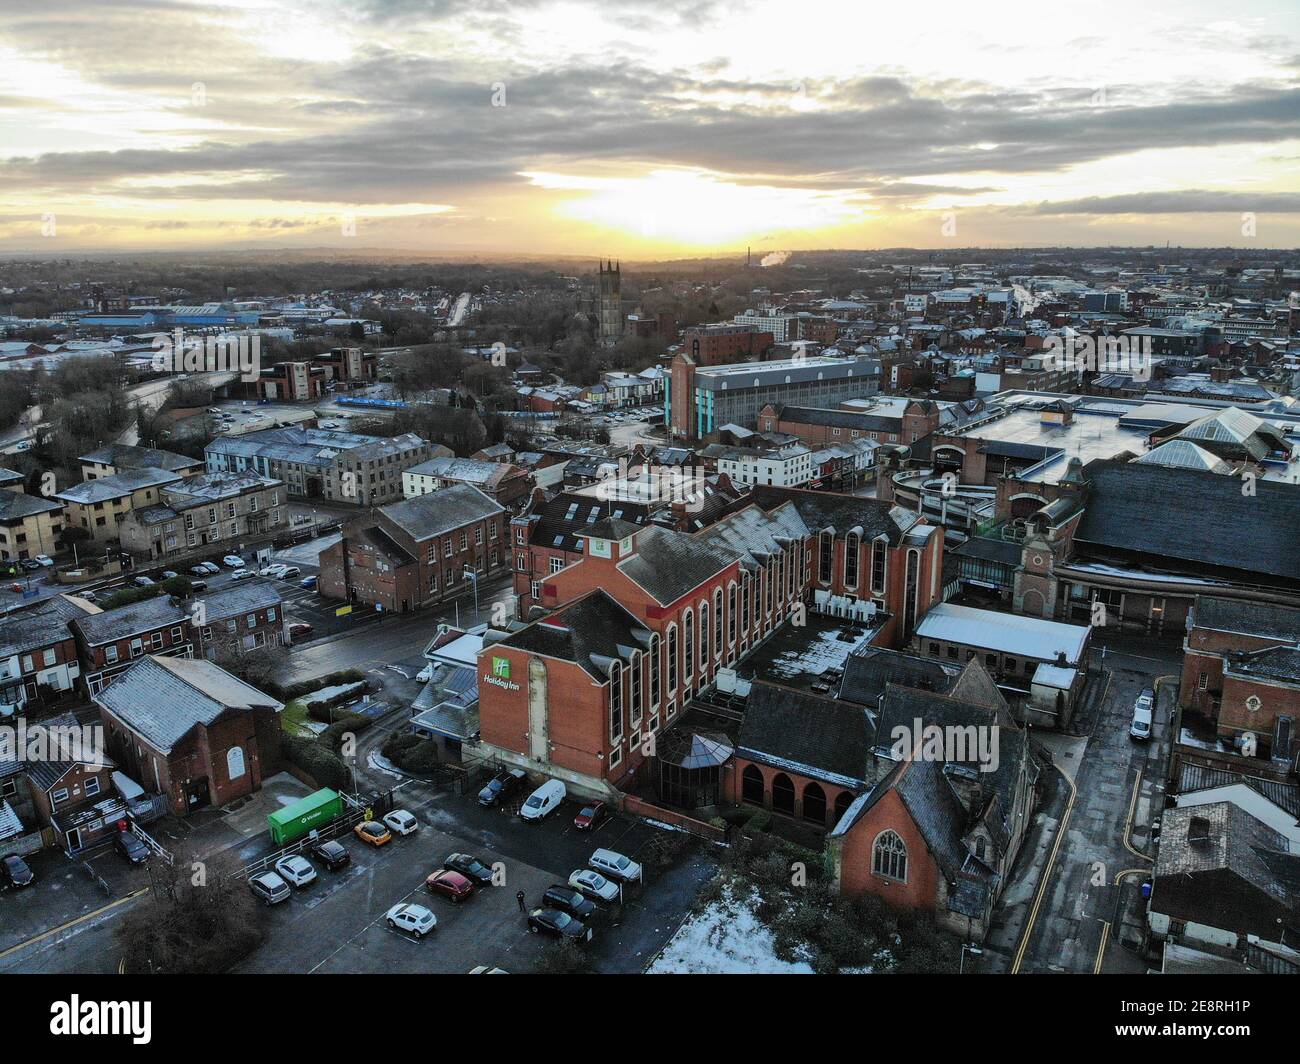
959, 943, 982, 974
462, 565, 479, 622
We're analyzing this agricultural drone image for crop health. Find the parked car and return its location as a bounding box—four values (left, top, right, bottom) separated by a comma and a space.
132, 576, 155, 588
77, 590, 98, 603
353, 820, 392, 847
113, 831, 150, 865
189, 565, 210, 576
200, 561, 221, 575
190, 580, 207, 592
574, 801, 609, 831
443, 852, 494, 887
229, 568, 253, 581
527, 908, 591, 941
386, 902, 436, 938
299, 575, 317, 589
1130, 688, 1154, 742
383, 809, 418, 836
259, 563, 288, 578
222, 555, 244, 568
287, 622, 314, 642
1, 853, 35, 889
19, 559, 40, 571
161, 570, 178, 580
568, 869, 620, 903
274, 854, 317, 887
34, 555, 54, 568
542, 884, 596, 921
309, 839, 350, 871
426, 868, 475, 902
588, 848, 641, 883
249, 870, 291, 905
519, 778, 566, 822
416, 663, 436, 683
278, 566, 302, 579
477, 767, 527, 807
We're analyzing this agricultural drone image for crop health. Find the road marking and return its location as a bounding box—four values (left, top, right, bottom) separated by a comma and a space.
0, 887, 149, 961
1012, 766, 1076, 974
1122, 769, 1153, 862
1093, 920, 1110, 974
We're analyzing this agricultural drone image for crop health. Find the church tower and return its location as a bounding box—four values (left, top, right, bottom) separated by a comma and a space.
598, 260, 623, 343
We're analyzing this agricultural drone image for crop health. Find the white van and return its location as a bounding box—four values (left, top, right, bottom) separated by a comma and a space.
519, 779, 566, 822
1129, 688, 1154, 741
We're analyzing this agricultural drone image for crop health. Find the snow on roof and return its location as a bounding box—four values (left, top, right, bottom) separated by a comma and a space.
1032, 663, 1078, 689
915, 603, 1090, 664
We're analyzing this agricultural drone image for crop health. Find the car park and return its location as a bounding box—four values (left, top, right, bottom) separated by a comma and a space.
309, 839, 350, 871
353, 821, 392, 847
386, 902, 436, 938
568, 869, 620, 903
426, 868, 475, 902
200, 561, 221, 575
113, 831, 150, 865
574, 801, 609, 831
542, 884, 596, 921
527, 908, 591, 941
1130, 688, 1154, 741
189, 565, 209, 576
222, 555, 244, 568
249, 871, 292, 905
274, 854, 317, 887
443, 852, 494, 887
260, 563, 288, 578
588, 848, 641, 883
190, 580, 207, 592
477, 767, 527, 807
132, 576, 155, 588
1, 853, 35, 889
161, 570, 178, 580
383, 809, 418, 836
519, 778, 565, 821
299, 575, 317, 589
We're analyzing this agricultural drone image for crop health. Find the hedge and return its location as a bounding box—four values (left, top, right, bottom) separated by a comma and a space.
267, 668, 368, 701
281, 733, 353, 792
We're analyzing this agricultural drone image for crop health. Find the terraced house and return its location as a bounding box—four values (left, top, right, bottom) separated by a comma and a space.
55, 467, 182, 544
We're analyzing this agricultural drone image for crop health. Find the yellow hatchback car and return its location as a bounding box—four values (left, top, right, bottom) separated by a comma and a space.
353, 820, 392, 847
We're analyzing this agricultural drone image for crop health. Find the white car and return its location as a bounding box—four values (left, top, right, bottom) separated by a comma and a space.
34, 555, 54, 568
568, 868, 621, 903
383, 809, 418, 836
588, 848, 642, 884
274, 855, 317, 888
416, 663, 435, 683
386, 902, 436, 938
249, 871, 291, 905
260, 563, 288, 578
222, 555, 245, 568
229, 568, 253, 581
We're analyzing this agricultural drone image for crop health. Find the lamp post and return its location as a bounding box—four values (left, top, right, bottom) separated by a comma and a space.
959, 943, 982, 974
462, 566, 479, 623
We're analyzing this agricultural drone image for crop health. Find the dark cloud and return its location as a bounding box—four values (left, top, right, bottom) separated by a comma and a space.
1025, 190, 1300, 214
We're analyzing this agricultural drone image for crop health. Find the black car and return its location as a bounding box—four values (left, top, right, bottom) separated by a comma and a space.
309, 840, 351, 872
443, 852, 494, 887
113, 831, 150, 864
527, 908, 591, 941
542, 884, 596, 921
1, 853, 35, 889
477, 767, 526, 807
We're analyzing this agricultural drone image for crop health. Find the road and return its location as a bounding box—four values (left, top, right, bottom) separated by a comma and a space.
984, 630, 1178, 974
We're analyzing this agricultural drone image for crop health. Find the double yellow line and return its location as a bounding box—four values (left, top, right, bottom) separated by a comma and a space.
0, 887, 149, 962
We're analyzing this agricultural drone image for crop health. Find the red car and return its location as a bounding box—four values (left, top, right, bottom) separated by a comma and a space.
287, 622, 314, 642
426, 868, 475, 902
574, 801, 609, 831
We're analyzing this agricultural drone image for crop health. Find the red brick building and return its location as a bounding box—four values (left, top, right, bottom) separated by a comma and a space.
94, 655, 284, 815
680, 324, 775, 366
318, 483, 507, 613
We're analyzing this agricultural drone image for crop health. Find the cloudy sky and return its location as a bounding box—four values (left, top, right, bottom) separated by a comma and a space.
1, 0, 1298, 254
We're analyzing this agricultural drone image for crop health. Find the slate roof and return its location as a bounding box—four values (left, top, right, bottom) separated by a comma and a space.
71, 594, 188, 645
750, 485, 916, 544
201, 579, 283, 620
0, 595, 88, 657
95, 655, 282, 754
771, 405, 902, 431
55, 467, 181, 504
736, 681, 875, 786
1227, 644, 1300, 685
952, 536, 1024, 567
80, 443, 198, 473
1192, 596, 1300, 642
837, 647, 961, 707
378, 483, 503, 542
616, 525, 739, 606
405, 455, 523, 489
495, 590, 650, 681
0, 488, 61, 522
1075, 460, 1300, 584
1177, 761, 1300, 820
524, 491, 653, 554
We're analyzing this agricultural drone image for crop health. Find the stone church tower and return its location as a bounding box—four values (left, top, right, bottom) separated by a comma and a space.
598, 260, 623, 343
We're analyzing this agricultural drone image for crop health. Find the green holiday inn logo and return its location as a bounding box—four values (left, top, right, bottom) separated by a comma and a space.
491, 656, 510, 679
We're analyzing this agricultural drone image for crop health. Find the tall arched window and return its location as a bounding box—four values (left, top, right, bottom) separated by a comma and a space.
628, 650, 642, 729
802, 782, 826, 825
818, 530, 834, 584
712, 588, 723, 655
682, 609, 694, 678
698, 599, 709, 668
742, 764, 764, 805
741, 574, 751, 634
870, 537, 888, 595
608, 660, 623, 744
666, 624, 678, 695
872, 830, 908, 881
844, 531, 860, 589
727, 582, 737, 644
771, 773, 795, 815
648, 634, 661, 710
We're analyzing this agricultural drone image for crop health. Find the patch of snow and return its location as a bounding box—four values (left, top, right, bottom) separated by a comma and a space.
302, 680, 368, 707
647, 885, 813, 975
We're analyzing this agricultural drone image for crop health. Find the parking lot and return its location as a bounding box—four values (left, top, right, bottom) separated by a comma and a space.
235, 782, 715, 974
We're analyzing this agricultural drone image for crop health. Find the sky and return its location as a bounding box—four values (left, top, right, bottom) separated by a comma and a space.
1, 0, 1298, 255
